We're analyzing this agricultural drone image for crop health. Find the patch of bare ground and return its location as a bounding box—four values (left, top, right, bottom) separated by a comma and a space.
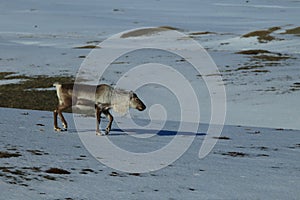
26, 149, 49, 156
189, 31, 217, 36
217, 151, 269, 158
0, 151, 21, 158
121, 26, 180, 38
252, 54, 290, 62
236, 65, 264, 71
236, 49, 291, 61
222, 151, 249, 157
235, 49, 292, 72
128, 173, 141, 176
236, 49, 271, 55
45, 168, 71, 174
242, 26, 281, 43
290, 82, 300, 91
73, 45, 100, 49
213, 136, 230, 140
0, 72, 74, 111
281, 26, 300, 36
80, 168, 96, 174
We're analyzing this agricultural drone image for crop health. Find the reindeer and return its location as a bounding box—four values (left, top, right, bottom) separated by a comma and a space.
53, 83, 146, 135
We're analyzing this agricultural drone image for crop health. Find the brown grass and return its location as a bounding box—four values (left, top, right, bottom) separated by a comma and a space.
73, 45, 100, 49
45, 168, 70, 174
242, 27, 281, 43
282, 27, 300, 36
121, 26, 180, 38
236, 49, 271, 55
0, 151, 22, 158
0, 73, 74, 111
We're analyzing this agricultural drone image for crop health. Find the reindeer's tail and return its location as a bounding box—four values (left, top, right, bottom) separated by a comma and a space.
53, 82, 61, 87
53, 82, 62, 95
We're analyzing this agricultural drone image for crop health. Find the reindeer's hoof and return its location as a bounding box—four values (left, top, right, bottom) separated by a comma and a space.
63, 123, 68, 130
105, 128, 110, 135
54, 127, 67, 132
96, 131, 104, 136
54, 127, 62, 132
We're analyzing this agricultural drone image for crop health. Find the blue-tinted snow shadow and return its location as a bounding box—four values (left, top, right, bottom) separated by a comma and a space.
68, 128, 206, 136
110, 128, 206, 136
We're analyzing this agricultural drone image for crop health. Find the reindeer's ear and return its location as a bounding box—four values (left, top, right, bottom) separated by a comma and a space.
129, 91, 134, 99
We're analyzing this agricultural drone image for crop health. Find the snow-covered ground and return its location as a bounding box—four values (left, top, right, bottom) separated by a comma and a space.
1, 108, 299, 199
1, 0, 299, 129
1, 0, 300, 199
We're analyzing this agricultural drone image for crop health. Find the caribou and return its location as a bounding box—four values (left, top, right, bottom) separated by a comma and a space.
53, 83, 146, 135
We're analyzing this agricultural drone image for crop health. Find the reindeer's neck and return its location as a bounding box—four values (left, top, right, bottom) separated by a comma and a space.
111, 89, 130, 115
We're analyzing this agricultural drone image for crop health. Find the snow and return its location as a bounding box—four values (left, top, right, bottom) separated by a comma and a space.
1, 108, 299, 199
1, 0, 299, 129
1, 0, 300, 199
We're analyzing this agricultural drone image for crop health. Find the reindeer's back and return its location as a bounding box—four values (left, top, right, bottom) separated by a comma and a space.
95, 84, 113, 104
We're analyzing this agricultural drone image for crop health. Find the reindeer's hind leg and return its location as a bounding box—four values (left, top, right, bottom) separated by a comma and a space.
103, 110, 114, 135
54, 98, 71, 131
95, 105, 103, 135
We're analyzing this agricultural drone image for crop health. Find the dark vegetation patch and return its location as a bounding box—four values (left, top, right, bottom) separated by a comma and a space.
109, 171, 126, 177
22, 167, 42, 172
188, 187, 196, 191
252, 54, 290, 61
218, 151, 269, 158
0, 165, 70, 186
0, 151, 21, 158
43, 175, 56, 180
222, 151, 249, 157
0, 72, 16, 79
86, 40, 101, 44
73, 45, 100, 49
121, 26, 180, 38
45, 168, 71, 174
26, 149, 49, 156
236, 49, 271, 55
252, 69, 270, 73
236, 49, 292, 63
0, 72, 74, 111
288, 144, 300, 149
189, 31, 217, 36
228, 48, 292, 75
281, 26, 300, 36
290, 82, 300, 91
36, 123, 45, 126
213, 136, 230, 140
109, 171, 120, 176
236, 65, 264, 71
80, 168, 96, 174
0, 167, 32, 186
217, 150, 269, 158
242, 27, 281, 43
128, 173, 141, 176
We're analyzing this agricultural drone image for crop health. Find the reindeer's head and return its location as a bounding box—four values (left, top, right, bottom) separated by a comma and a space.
129, 92, 146, 111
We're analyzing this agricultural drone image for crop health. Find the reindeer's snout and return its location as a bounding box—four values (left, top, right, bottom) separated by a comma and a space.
130, 92, 146, 111
137, 103, 146, 111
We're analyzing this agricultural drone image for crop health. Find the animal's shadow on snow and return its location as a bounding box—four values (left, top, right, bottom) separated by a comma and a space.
69, 128, 206, 136
110, 128, 206, 136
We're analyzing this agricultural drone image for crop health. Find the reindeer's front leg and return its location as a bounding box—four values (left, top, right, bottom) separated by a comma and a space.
95, 105, 103, 136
